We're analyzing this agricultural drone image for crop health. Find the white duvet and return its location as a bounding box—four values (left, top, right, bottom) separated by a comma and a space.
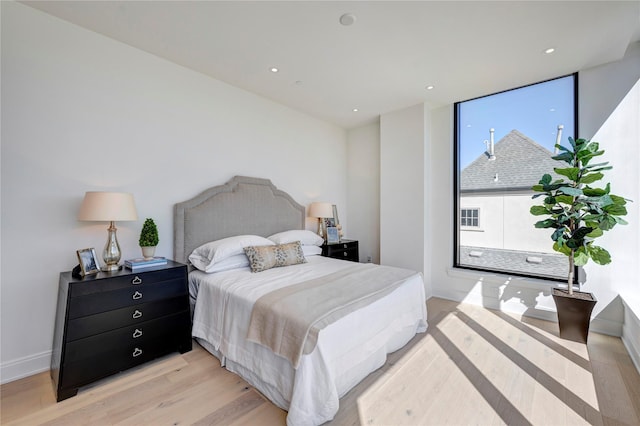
190, 256, 428, 425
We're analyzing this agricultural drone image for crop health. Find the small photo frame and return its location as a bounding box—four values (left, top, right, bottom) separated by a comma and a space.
76, 248, 100, 276
326, 226, 339, 243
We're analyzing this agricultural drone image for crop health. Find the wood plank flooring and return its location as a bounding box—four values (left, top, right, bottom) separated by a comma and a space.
2, 297, 639, 425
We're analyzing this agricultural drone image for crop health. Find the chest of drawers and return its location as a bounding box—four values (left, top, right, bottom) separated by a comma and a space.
322, 239, 359, 262
50, 261, 191, 401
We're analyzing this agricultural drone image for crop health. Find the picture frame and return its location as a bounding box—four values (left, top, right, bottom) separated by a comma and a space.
326, 226, 339, 243
76, 247, 100, 276
332, 204, 343, 241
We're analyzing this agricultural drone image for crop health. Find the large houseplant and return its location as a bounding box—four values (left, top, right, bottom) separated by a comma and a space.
139, 218, 159, 259
531, 137, 629, 342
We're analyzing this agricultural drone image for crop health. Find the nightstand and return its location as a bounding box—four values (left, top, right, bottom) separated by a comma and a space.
322, 239, 359, 262
50, 260, 192, 402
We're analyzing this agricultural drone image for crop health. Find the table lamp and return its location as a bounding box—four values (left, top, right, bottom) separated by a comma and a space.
309, 202, 333, 240
78, 192, 138, 271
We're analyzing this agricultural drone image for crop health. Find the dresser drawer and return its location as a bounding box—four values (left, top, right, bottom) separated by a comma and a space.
66, 296, 188, 342
327, 246, 357, 258
323, 240, 359, 262
64, 311, 190, 363
60, 331, 190, 389
68, 267, 186, 297
68, 278, 187, 319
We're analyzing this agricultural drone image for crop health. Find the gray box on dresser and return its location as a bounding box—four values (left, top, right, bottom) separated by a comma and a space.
50, 260, 192, 402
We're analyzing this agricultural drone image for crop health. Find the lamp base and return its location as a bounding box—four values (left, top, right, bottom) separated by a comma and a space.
101, 264, 122, 272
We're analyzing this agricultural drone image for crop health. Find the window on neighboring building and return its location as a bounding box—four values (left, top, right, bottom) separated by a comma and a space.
461, 208, 479, 227
454, 74, 578, 281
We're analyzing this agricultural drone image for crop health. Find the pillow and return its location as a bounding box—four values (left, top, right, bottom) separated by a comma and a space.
189, 235, 274, 272
244, 241, 306, 273
203, 254, 250, 273
268, 230, 324, 247
302, 245, 322, 257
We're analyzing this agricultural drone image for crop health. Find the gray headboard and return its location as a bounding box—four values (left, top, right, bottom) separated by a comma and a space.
174, 176, 306, 264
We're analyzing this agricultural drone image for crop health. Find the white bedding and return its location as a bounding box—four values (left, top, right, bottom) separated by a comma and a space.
190, 256, 428, 425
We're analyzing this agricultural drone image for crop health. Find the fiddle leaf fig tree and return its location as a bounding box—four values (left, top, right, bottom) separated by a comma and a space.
530, 137, 629, 294
139, 218, 159, 247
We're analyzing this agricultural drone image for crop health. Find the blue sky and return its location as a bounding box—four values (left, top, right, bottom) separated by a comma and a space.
458, 75, 575, 169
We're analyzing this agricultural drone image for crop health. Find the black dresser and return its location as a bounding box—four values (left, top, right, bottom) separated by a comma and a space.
50, 261, 192, 402
322, 239, 359, 262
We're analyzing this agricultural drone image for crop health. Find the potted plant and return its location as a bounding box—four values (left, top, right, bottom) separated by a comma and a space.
530, 138, 627, 343
530, 137, 629, 342
139, 218, 159, 259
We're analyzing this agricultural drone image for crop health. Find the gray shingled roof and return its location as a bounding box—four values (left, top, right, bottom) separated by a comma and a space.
460, 246, 568, 279
461, 129, 565, 192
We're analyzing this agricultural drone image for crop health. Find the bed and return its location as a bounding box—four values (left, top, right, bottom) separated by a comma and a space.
174, 176, 428, 425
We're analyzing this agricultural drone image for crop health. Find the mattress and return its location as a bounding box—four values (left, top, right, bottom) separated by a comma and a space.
190, 255, 428, 425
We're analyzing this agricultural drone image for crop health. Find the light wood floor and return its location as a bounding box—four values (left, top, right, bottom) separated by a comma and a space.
2, 298, 639, 425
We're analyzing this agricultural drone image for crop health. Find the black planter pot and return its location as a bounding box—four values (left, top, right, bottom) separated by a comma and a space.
552, 288, 597, 343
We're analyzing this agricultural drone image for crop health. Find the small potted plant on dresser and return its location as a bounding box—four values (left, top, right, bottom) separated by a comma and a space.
139, 218, 159, 259
530, 137, 629, 343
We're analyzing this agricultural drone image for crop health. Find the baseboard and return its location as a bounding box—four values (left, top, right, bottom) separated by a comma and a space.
1, 350, 51, 384
432, 287, 624, 337
590, 316, 623, 337
621, 298, 640, 375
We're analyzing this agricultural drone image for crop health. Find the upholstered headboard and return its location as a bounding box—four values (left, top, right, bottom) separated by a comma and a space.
173, 176, 306, 264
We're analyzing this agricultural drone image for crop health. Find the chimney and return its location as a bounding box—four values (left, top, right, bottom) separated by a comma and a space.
554, 125, 564, 154
488, 128, 495, 160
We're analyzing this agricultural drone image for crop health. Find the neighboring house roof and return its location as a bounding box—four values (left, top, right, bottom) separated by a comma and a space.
461, 129, 564, 192
459, 245, 568, 279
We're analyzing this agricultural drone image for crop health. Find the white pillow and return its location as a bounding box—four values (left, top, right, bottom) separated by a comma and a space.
189, 235, 274, 272
268, 230, 324, 247
302, 245, 322, 257
204, 254, 250, 273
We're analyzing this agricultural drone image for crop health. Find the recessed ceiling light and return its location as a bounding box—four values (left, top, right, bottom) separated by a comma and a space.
270, 67, 279, 73
352, 108, 359, 112
339, 13, 356, 26
544, 48, 555, 54
426, 85, 434, 90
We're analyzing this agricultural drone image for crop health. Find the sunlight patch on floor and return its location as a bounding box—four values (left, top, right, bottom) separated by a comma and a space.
356, 306, 600, 425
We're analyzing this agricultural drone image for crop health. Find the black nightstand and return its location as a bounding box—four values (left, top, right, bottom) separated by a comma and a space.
50, 260, 192, 402
322, 239, 359, 262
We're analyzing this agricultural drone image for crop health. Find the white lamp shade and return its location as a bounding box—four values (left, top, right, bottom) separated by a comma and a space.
309, 202, 333, 218
78, 192, 138, 221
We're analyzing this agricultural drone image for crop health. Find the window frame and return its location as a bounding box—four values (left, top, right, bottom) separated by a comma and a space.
453, 73, 579, 283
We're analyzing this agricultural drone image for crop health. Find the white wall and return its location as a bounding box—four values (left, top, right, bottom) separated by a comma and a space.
346, 122, 380, 263
0, 2, 347, 383
379, 103, 432, 299
379, 105, 425, 272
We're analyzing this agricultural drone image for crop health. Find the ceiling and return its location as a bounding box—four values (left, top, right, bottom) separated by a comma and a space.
22, 1, 640, 129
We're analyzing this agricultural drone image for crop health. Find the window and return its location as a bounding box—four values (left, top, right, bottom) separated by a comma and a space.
454, 74, 577, 281
461, 208, 479, 227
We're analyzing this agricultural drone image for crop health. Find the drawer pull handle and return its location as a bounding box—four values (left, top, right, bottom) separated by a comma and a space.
343, 252, 348, 256
132, 291, 143, 300
132, 310, 143, 319
132, 276, 142, 285
343, 244, 348, 248
132, 328, 143, 338
132, 348, 143, 357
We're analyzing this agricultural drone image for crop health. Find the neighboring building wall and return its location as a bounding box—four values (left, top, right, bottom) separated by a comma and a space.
460, 192, 555, 253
